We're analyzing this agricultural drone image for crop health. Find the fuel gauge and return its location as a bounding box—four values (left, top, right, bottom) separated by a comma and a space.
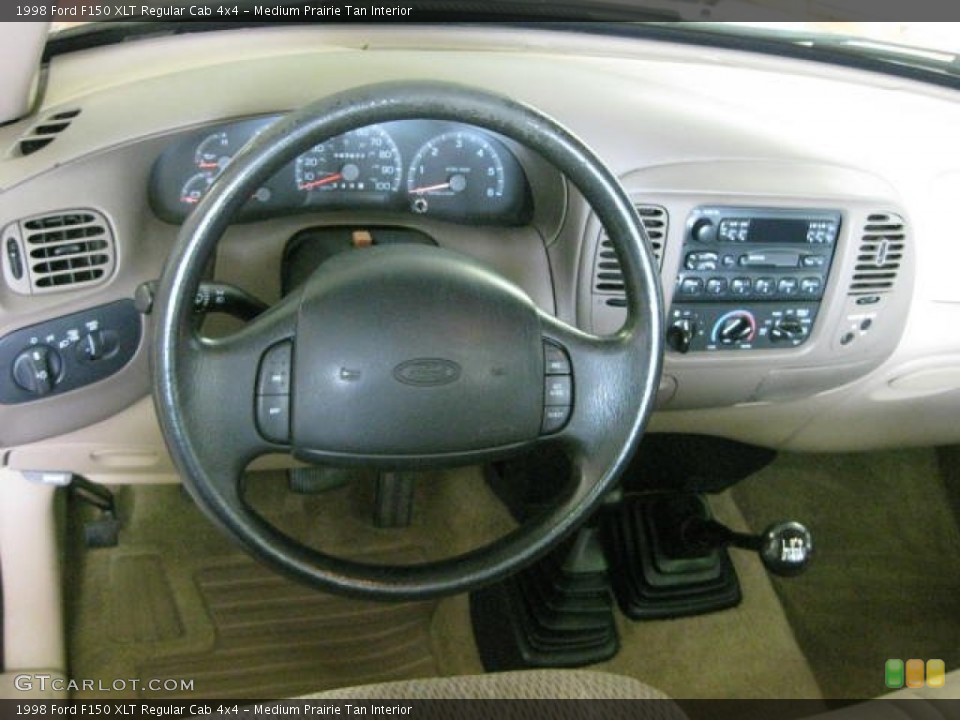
179, 173, 213, 206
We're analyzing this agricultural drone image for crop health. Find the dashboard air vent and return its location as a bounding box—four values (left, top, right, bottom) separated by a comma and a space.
592, 205, 668, 305
15, 109, 81, 156
849, 213, 906, 295
15, 211, 114, 293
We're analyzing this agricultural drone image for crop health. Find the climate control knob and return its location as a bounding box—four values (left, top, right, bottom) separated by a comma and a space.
12, 345, 63, 396
666, 318, 696, 354
713, 311, 756, 346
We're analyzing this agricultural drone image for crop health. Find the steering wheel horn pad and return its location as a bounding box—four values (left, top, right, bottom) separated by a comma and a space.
293, 244, 543, 461
152, 81, 664, 599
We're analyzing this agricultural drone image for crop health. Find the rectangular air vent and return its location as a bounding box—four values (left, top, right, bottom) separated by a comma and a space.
1, 210, 115, 295
15, 109, 81, 156
849, 212, 906, 295
592, 205, 667, 306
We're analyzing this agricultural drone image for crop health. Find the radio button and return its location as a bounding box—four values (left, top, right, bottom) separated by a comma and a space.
800, 277, 823, 295
685, 251, 719, 271
802, 254, 827, 268
777, 278, 799, 296
706, 278, 728, 295
721, 254, 737, 268
680, 277, 704, 296
730, 278, 752, 295
754, 277, 776, 296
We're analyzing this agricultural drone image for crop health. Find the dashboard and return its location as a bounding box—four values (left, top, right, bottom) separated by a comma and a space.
149, 118, 530, 225
0, 24, 958, 479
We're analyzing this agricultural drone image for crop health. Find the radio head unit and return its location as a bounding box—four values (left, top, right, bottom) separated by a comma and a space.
668, 207, 841, 353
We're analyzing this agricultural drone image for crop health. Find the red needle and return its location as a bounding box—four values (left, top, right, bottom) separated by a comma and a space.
409, 182, 451, 194
299, 173, 343, 190
197, 162, 219, 169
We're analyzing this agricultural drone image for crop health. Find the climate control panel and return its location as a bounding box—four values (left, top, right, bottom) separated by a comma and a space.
667, 303, 819, 353
0, 300, 141, 404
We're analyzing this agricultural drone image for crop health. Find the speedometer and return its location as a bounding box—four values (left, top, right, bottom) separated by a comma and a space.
406, 130, 505, 216
294, 125, 402, 196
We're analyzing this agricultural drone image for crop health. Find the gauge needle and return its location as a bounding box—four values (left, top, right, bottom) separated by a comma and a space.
197, 162, 219, 169
299, 173, 343, 190
409, 182, 451, 194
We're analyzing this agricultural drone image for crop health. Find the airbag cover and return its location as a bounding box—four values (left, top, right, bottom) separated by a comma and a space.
292, 245, 544, 458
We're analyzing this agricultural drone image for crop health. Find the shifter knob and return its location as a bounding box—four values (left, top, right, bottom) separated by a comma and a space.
759, 521, 813, 577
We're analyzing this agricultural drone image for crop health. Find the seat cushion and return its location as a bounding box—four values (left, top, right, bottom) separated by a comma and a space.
304, 669, 671, 700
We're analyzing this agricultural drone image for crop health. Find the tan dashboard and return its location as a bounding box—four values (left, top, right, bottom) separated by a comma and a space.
0, 24, 958, 486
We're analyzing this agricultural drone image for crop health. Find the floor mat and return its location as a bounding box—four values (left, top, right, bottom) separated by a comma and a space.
66, 468, 516, 700
733, 448, 960, 700
140, 556, 437, 699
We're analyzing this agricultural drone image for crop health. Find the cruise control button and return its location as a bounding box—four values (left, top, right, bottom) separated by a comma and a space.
542, 405, 571, 434
543, 343, 571, 375
545, 376, 572, 406
257, 341, 292, 395
256, 395, 290, 443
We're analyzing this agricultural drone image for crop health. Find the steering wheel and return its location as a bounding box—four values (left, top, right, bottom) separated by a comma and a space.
152, 81, 663, 600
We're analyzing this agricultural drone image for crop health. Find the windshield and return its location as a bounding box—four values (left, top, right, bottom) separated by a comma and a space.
49, 19, 960, 55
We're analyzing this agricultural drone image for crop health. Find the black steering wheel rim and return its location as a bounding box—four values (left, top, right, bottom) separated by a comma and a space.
152, 80, 664, 600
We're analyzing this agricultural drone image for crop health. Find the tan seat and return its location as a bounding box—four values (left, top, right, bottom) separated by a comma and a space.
304, 669, 673, 701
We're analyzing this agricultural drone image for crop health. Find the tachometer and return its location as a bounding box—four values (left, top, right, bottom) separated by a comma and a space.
406, 130, 505, 215
295, 125, 402, 196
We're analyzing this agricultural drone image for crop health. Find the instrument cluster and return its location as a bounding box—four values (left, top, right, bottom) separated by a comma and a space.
149, 116, 530, 225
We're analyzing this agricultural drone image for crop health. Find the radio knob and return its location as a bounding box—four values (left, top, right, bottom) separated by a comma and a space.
715, 312, 756, 346
12, 345, 63, 396
666, 318, 696, 354
691, 218, 716, 243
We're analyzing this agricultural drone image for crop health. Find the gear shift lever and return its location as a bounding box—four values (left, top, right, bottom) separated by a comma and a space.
682, 517, 814, 577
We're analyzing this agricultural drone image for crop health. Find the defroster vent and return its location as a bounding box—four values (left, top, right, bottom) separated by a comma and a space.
14, 109, 81, 156
849, 213, 906, 295
592, 205, 667, 306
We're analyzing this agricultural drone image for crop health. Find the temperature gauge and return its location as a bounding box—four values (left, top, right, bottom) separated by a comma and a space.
194, 131, 234, 173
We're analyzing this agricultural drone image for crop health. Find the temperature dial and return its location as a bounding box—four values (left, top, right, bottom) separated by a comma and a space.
712, 311, 757, 346
12, 345, 63, 396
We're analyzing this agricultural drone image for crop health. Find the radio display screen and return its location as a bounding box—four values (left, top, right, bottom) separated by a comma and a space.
718, 217, 838, 244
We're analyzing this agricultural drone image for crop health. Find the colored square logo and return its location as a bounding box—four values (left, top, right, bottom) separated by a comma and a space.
906, 659, 925, 688
927, 660, 946, 688
885, 659, 905, 689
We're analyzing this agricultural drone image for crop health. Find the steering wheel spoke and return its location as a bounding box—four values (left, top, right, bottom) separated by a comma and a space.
537, 309, 659, 477
163, 293, 300, 503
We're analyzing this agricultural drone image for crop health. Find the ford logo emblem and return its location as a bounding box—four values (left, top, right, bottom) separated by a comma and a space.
393, 358, 462, 387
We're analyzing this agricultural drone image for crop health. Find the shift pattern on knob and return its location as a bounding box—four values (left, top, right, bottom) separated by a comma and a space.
12, 345, 63, 396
